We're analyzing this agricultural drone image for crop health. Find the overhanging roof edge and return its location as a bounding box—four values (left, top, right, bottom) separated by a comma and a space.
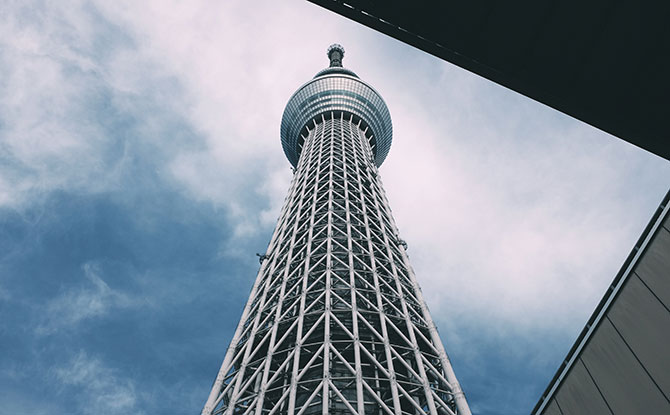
306, 0, 670, 161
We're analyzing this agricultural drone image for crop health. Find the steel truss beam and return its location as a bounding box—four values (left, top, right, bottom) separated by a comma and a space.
203, 113, 471, 415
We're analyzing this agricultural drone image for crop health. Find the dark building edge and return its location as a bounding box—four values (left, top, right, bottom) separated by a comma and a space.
306, 0, 670, 161
532, 187, 670, 414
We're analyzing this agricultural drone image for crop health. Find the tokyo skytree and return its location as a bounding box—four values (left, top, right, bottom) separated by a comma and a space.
202, 44, 471, 415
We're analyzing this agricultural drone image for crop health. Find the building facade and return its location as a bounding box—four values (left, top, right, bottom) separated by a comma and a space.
533, 189, 670, 414
202, 45, 471, 415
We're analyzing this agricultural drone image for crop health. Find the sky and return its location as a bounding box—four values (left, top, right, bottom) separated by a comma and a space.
1, 1, 669, 414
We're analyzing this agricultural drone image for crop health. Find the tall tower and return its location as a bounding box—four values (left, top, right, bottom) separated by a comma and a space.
203, 45, 471, 415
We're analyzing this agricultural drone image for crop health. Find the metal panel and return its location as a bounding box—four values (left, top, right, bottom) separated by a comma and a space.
541, 399, 563, 415
608, 274, 670, 396
553, 359, 611, 415
581, 318, 670, 414
635, 226, 670, 309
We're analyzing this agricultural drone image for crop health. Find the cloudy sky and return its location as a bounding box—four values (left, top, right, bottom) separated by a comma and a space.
1, 1, 668, 414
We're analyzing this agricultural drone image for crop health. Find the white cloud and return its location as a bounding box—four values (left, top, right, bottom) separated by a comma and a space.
36, 262, 141, 335
0, 0, 326, 240
379, 61, 670, 338
54, 350, 144, 415
4, 0, 664, 343
0, 1, 132, 207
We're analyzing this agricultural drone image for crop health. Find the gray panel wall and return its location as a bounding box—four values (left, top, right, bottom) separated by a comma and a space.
538, 213, 670, 414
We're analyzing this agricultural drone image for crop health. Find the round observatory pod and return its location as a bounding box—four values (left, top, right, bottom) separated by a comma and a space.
280, 44, 393, 167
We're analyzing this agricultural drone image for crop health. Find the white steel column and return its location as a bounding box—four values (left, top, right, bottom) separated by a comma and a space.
203, 44, 471, 415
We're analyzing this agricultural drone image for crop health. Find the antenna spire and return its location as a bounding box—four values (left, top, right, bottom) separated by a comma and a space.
327, 44, 345, 67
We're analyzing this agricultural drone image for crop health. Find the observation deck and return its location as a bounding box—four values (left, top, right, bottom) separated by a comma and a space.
280, 44, 393, 167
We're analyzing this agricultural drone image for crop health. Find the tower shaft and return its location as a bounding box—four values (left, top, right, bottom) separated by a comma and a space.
203, 112, 470, 415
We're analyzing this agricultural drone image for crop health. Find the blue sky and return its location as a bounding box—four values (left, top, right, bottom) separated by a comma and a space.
1, 1, 669, 414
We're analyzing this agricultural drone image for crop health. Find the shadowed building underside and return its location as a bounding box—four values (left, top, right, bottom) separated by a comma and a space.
305, 0, 670, 161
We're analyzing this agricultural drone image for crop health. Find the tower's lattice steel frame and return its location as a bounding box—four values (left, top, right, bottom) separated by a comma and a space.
203, 45, 471, 415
